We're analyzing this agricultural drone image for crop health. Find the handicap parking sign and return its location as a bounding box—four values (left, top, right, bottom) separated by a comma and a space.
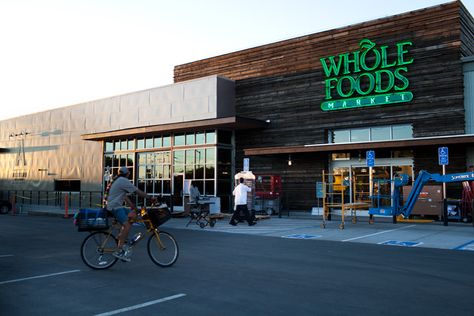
438, 147, 449, 165
366, 150, 375, 167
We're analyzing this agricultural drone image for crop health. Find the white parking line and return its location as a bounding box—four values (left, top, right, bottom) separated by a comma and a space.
342, 225, 416, 242
0, 269, 81, 285
94, 294, 187, 316
0, 254, 13, 258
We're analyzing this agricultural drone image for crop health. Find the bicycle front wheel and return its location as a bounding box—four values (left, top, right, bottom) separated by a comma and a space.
81, 231, 118, 269
147, 230, 179, 267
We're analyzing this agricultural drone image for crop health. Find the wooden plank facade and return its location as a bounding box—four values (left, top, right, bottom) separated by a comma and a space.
173, 1, 474, 211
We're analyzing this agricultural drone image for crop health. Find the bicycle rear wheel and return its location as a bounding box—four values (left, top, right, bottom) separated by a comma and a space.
81, 231, 118, 269
147, 230, 179, 267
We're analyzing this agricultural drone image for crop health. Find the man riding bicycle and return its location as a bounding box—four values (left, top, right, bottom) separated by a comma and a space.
106, 166, 156, 261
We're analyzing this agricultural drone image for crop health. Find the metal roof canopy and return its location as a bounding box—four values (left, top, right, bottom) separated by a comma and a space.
244, 134, 474, 156
82, 116, 267, 141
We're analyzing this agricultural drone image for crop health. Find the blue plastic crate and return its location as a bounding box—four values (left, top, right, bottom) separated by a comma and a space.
75, 208, 109, 232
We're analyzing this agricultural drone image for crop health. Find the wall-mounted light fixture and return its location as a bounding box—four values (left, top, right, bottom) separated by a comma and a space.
288, 154, 292, 166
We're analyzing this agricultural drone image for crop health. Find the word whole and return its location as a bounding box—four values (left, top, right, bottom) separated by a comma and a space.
320, 39, 414, 111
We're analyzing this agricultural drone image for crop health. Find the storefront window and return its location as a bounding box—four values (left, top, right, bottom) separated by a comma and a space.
392, 125, 413, 139
104, 131, 227, 206
186, 133, 195, 145
154, 136, 162, 148
196, 132, 205, 145
371, 126, 391, 141
206, 131, 216, 144
174, 150, 185, 165
163, 135, 171, 147
185, 165, 194, 179
120, 140, 127, 150
185, 150, 194, 165
329, 124, 413, 144
137, 138, 145, 149
145, 137, 154, 148
175, 134, 185, 146
331, 130, 350, 143
205, 165, 215, 179
105, 142, 113, 153
195, 164, 204, 179
206, 148, 215, 164
137, 151, 171, 196
196, 149, 205, 164
350, 128, 370, 142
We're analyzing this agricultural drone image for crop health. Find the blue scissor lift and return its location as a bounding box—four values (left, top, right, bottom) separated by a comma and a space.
369, 170, 474, 225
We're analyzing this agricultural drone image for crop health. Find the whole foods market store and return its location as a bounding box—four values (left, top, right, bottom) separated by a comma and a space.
171, 1, 474, 215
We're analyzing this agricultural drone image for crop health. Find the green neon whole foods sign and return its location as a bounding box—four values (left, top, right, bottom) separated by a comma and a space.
320, 39, 414, 111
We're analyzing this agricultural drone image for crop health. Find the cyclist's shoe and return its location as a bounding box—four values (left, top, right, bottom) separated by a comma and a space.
113, 247, 131, 262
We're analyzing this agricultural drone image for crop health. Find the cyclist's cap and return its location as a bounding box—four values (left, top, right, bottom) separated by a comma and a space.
119, 167, 129, 175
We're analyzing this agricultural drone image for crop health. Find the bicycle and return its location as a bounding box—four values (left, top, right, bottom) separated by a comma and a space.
80, 206, 179, 270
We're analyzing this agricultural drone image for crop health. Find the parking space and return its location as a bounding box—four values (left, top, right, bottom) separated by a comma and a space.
161, 216, 474, 251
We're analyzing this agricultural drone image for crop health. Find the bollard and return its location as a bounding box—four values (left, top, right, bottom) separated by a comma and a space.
64, 194, 70, 218
10, 194, 16, 216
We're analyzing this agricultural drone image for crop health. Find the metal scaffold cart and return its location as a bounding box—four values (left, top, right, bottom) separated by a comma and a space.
321, 170, 370, 229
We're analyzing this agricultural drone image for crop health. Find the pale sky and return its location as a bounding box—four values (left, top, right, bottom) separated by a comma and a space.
0, 0, 473, 121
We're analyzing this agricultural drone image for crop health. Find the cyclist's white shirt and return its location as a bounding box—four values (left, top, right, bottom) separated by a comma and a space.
107, 177, 137, 210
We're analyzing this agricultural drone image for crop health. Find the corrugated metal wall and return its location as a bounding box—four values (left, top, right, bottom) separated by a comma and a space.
0, 75, 234, 193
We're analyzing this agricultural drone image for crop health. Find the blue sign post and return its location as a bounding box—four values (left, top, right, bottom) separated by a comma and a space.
438, 147, 449, 226
366, 150, 375, 167
438, 147, 449, 165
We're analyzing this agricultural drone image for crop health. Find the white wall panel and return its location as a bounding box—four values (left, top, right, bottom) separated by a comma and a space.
120, 91, 150, 112
0, 75, 235, 194
138, 103, 172, 125
150, 84, 183, 104
183, 77, 214, 99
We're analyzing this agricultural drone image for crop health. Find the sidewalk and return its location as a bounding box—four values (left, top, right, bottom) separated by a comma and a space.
15, 204, 474, 252
162, 214, 474, 252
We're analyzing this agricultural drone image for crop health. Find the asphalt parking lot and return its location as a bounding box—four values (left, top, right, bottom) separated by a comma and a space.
1, 213, 474, 315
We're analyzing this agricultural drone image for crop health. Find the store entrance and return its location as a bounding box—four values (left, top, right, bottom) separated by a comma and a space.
331, 158, 413, 207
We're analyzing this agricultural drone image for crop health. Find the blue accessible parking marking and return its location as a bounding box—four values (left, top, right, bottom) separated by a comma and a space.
378, 240, 423, 247
454, 240, 474, 251
282, 234, 321, 239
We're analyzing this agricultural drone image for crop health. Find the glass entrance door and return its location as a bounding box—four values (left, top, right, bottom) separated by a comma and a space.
371, 166, 392, 207
331, 157, 414, 206
173, 174, 184, 211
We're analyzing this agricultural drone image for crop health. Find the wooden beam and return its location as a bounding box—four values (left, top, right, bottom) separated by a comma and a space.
244, 135, 474, 156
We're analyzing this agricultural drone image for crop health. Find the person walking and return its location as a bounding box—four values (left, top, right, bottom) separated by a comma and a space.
230, 177, 256, 226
